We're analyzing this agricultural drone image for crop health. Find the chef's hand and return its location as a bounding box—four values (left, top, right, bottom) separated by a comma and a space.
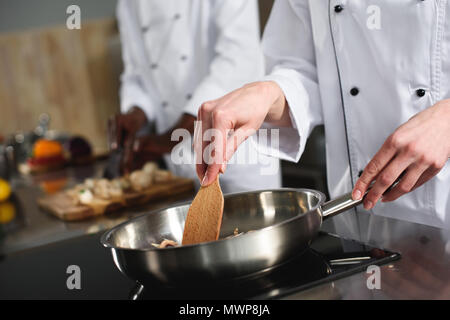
195, 81, 290, 186
131, 113, 197, 170
109, 107, 148, 151
353, 99, 450, 209
108, 107, 148, 173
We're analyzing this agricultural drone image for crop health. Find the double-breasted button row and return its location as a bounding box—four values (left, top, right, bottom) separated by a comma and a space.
348, 87, 427, 98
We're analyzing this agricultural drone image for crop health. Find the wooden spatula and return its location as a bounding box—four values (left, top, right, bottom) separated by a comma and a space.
182, 175, 224, 245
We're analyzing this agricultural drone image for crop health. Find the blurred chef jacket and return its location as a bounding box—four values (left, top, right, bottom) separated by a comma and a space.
116, 0, 281, 193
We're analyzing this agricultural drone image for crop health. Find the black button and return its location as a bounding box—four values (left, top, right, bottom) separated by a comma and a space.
174, 13, 181, 20
334, 5, 344, 13
358, 170, 363, 177
151, 63, 158, 70
141, 26, 149, 33
350, 87, 359, 96
161, 101, 168, 108
180, 55, 188, 61
186, 93, 192, 100
416, 89, 426, 97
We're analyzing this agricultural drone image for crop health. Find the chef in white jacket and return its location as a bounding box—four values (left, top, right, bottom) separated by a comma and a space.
113, 0, 281, 193
196, 0, 450, 230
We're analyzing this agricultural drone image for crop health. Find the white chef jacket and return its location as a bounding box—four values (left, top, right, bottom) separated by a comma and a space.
255, 0, 450, 229
116, 0, 281, 193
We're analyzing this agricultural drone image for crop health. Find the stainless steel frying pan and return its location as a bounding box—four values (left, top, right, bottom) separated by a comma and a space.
101, 187, 370, 287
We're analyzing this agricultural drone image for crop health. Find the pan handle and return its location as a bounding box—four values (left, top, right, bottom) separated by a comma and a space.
321, 192, 364, 220
321, 173, 404, 220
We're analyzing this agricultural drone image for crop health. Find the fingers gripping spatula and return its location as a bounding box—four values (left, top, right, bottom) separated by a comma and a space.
182, 175, 224, 245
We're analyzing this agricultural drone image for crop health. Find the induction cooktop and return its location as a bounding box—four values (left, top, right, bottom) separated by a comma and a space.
0, 230, 400, 299
130, 232, 400, 300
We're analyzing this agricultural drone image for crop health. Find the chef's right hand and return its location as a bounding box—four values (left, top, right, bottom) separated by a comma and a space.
108, 106, 147, 173
195, 81, 290, 186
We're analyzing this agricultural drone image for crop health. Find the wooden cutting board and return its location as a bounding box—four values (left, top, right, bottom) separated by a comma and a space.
38, 177, 194, 221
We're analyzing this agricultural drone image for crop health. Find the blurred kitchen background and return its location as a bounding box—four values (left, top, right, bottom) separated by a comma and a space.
0, 0, 327, 253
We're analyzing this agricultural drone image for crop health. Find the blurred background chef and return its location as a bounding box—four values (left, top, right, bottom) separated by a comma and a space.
111, 0, 281, 193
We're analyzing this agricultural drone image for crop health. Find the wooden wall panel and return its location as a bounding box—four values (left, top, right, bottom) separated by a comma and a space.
0, 18, 120, 154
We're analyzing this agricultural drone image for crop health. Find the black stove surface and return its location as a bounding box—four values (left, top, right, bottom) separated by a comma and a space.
0, 231, 400, 299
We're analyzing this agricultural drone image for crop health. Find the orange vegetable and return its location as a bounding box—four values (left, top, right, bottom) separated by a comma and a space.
33, 139, 63, 159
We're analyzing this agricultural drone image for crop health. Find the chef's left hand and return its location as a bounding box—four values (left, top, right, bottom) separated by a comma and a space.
353, 99, 450, 209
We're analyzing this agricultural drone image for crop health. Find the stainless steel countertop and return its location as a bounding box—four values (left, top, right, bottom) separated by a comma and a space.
1, 162, 449, 299
286, 213, 450, 299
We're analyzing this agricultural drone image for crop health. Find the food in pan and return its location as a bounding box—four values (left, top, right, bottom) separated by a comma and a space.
151, 228, 247, 249
152, 239, 179, 248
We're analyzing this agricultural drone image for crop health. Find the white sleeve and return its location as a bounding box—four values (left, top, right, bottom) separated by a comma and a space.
116, 0, 155, 121
182, 0, 264, 116
251, 0, 323, 163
